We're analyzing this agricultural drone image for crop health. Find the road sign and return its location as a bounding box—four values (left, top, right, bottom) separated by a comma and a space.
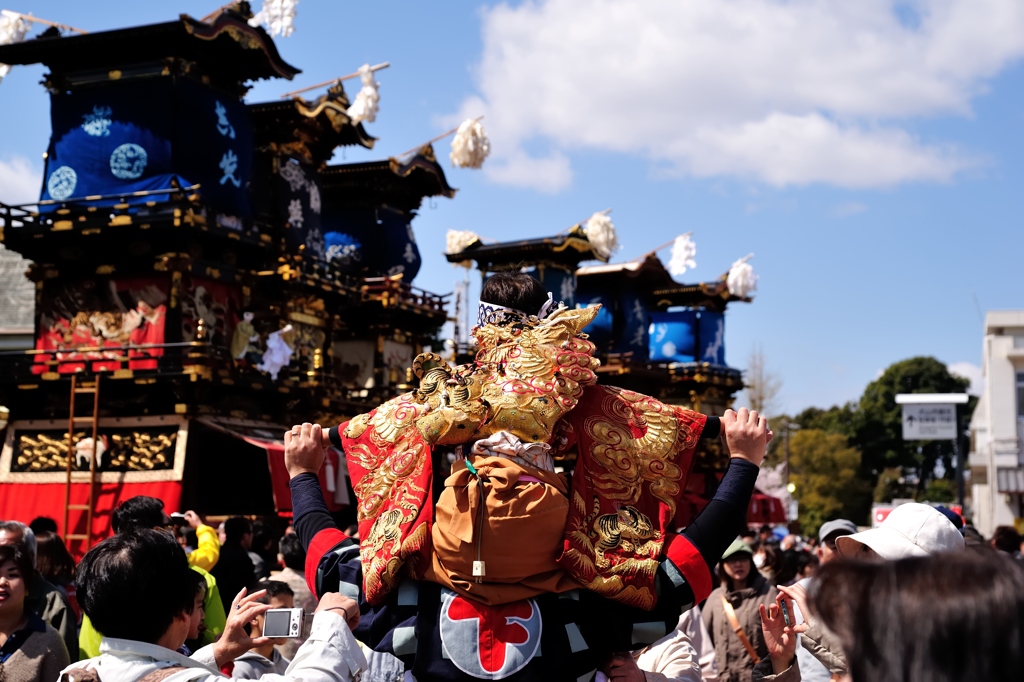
901, 403, 957, 440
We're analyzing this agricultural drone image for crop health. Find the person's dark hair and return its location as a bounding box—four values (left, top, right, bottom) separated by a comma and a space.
0, 520, 36, 563
811, 551, 1024, 682
796, 550, 820, 577
111, 496, 167, 533
278, 533, 305, 572
29, 517, 58, 536
34, 531, 75, 585
991, 525, 1022, 554
253, 579, 294, 605
774, 549, 801, 586
77, 528, 195, 644
0, 543, 36, 593
759, 543, 782, 577
251, 519, 275, 552
480, 272, 549, 317
224, 516, 253, 544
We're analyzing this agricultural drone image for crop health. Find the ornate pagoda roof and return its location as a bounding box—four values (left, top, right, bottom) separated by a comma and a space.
319, 144, 456, 213
0, 9, 299, 93
445, 225, 603, 272
576, 254, 750, 311
249, 85, 376, 167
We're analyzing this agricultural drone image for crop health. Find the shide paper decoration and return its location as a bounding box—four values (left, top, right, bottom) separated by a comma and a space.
727, 254, 757, 298
668, 233, 697, 277
584, 211, 619, 261
446, 229, 481, 269
346, 63, 380, 125
0, 10, 30, 82
248, 0, 298, 38
449, 118, 490, 169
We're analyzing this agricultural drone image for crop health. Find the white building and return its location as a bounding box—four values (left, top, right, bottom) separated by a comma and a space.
969, 310, 1024, 537
0, 244, 34, 351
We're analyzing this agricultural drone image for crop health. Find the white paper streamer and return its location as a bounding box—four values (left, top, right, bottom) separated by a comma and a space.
0, 10, 31, 82
248, 0, 298, 38
446, 229, 480, 268
346, 63, 380, 124
668, 233, 697, 276
450, 118, 491, 169
584, 212, 619, 261
727, 254, 758, 298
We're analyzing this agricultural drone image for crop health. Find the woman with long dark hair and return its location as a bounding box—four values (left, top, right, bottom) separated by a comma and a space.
758, 550, 1024, 681
32, 532, 79, 625
703, 539, 779, 682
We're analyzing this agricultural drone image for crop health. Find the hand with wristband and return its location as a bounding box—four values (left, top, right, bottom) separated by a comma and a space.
316, 592, 360, 631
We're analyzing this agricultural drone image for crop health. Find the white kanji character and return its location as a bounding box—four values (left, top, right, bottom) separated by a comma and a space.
219, 150, 241, 187
215, 101, 236, 139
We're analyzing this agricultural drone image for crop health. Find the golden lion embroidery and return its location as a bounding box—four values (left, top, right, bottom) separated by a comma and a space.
589, 502, 659, 569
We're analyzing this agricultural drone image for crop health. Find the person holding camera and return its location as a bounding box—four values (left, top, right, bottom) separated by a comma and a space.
61, 528, 365, 682
231, 581, 295, 679
78, 497, 227, 659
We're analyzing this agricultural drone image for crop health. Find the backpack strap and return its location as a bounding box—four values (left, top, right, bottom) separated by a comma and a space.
721, 594, 761, 665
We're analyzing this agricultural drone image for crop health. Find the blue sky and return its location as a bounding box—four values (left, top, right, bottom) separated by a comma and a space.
2, 0, 1022, 413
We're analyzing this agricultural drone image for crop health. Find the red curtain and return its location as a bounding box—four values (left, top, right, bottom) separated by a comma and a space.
0, 480, 183, 560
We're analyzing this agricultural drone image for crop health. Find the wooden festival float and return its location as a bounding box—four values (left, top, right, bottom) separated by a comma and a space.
0, 5, 457, 554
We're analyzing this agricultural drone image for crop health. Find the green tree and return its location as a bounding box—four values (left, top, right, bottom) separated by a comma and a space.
852, 357, 974, 496
789, 429, 868, 535
793, 403, 857, 438
922, 478, 956, 503
873, 466, 916, 503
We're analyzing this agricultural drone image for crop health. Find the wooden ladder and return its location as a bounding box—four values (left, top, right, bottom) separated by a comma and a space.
64, 375, 101, 551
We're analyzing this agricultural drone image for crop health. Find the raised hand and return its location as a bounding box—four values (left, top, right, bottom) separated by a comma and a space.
759, 592, 807, 674
721, 407, 771, 466
212, 588, 272, 669
777, 583, 811, 626
182, 510, 203, 529
284, 422, 325, 479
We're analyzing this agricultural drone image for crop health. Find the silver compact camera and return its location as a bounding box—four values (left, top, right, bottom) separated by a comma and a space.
262, 607, 304, 638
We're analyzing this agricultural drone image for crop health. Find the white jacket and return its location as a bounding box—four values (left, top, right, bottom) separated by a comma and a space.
60, 612, 366, 682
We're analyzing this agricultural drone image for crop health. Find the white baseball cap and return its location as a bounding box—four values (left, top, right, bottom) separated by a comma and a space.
836, 503, 964, 559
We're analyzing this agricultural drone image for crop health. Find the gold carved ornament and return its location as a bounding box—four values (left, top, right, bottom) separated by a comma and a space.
410, 306, 602, 447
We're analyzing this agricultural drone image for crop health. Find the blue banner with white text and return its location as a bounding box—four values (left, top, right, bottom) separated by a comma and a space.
40, 77, 252, 217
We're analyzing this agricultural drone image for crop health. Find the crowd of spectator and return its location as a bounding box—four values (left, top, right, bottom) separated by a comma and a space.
1, 495, 1023, 682
0, 500, 364, 682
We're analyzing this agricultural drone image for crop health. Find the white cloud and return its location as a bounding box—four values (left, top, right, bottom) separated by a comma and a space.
458, 0, 1024, 191
948, 361, 984, 396
0, 156, 42, 206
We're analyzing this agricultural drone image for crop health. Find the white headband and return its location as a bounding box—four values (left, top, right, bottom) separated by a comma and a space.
476, 292, 560, 327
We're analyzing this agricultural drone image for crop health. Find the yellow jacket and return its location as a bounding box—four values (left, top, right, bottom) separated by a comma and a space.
187, 524, 220, 572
